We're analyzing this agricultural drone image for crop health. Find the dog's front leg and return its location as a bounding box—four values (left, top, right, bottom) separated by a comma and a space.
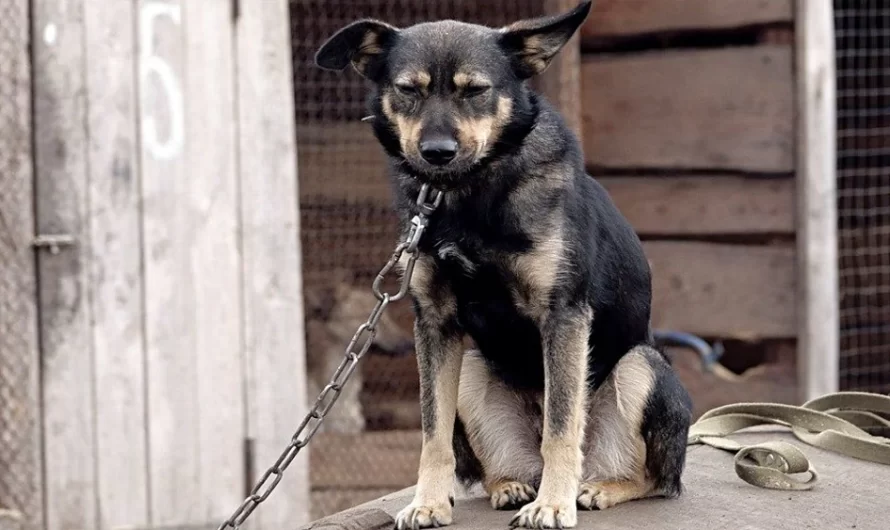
511, 307, 590, 529
395, 316, 463, 529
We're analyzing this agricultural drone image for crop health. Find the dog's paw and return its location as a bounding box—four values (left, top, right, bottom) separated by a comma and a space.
395, 500, 453, 529
576, 481, 627, 510
489, 480, 536, 510
509, 498, 576, 528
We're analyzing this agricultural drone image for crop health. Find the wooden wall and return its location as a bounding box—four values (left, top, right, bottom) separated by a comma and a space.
581, 0, 799, 403
28, 1, 307, 529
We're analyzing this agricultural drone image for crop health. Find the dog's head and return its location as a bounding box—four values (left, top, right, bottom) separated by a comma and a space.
315, 1, 591, 190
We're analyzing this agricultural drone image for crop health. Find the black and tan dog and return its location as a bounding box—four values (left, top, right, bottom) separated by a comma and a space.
315, 1, 692, 528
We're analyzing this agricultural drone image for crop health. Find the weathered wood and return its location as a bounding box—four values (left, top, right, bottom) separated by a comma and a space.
598, 176, 795, 236
346, 425, 890, 530
185, 0, 246, 522
539, 0, 583, 138
795, 0, 838, 400
311, 431, 422, 490
139, 0, 197, 524
581, 47, 795, 172
582, 0, 792, 39
297, 122, 392, 203
31, 0, 98, 529
83, 1, 149, 528
0, 1, 41, 527
140, 0, 244, 525
645, 242, 796, 339
138, 0, 195, 525
236, 0, 310, 527
300, 508, 394, 530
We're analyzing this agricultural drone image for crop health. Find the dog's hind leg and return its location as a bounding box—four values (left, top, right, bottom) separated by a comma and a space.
578, 345, 692, 510
456, 351, 543, 510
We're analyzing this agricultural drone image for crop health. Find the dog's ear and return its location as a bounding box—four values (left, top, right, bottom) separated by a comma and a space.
315, 19, 398, 80
499, 0, 592, 79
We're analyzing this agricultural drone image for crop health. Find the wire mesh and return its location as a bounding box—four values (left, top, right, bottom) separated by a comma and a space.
289, 0, 542, 518
0, 0, 41, 526
835, 2, 890, 394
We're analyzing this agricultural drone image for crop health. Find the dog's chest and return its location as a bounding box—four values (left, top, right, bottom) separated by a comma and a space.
431, 239, 547, 389
431, 238, 544, 323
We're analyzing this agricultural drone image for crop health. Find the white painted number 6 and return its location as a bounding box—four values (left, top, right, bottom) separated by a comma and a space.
140, 1, 184, 160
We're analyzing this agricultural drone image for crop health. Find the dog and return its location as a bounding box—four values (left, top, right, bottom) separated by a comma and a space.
304, 270, 414, 434
315, 1, 692, 527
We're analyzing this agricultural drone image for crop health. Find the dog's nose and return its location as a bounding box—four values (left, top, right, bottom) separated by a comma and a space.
419, 138, 458, 166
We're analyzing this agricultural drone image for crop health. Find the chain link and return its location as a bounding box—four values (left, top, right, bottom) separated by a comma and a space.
217, 184, 443, 530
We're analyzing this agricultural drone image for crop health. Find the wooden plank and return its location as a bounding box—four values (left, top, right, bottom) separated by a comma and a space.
31, 1, 99, 529
582, 0, 792, 39
311, 431, 422, 490
82, 2, 149, 528
795, 0, 839, 400
645, 242, 796, 339
297, 122, 392, 203
307, 502, 394, 527
138, 1, 195, 525
581, 47, 795, 172
183, 0, 245, 523
539, 0, 583, 138
139, 0, 243, 526
354, 428, 890, 530
30, 2, 103, 530
235, 0, 309, 527
598, 176, 795, 236
0, 0, 42, 526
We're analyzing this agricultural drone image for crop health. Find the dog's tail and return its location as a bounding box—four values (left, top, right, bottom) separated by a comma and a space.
452, 415, 484, 487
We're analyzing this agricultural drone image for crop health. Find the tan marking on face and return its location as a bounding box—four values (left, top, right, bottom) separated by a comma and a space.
453, 71, 491, 89
454, 96, 513, 160
395, 70, 431, 91
382, 92, 424, 158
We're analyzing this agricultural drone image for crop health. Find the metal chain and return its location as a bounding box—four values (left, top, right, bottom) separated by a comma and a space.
217, 184, 443, 530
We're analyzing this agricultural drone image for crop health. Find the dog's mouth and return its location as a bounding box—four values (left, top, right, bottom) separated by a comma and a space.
401, 154, 485, 191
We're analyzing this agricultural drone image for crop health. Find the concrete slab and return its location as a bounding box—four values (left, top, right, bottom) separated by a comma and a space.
302, 428, 890, 530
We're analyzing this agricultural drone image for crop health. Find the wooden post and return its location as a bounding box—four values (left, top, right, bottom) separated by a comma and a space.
236, 0, 310, 527
31, 0, 100, 528
84, 0, 150, 527
0, 0, 42, 527
795, 0, 839, 400
539, 0, 583, 139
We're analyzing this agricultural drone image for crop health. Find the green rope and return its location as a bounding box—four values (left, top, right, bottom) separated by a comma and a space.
688, 392, 890, 490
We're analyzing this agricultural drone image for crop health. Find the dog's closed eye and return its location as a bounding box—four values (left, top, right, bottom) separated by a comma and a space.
462, 84, 491, 98
395, 82, 422, 97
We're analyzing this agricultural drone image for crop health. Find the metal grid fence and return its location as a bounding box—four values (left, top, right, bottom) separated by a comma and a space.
835, 2, 890, 394
0, 0, 41, 526
289, 0, 542, 519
